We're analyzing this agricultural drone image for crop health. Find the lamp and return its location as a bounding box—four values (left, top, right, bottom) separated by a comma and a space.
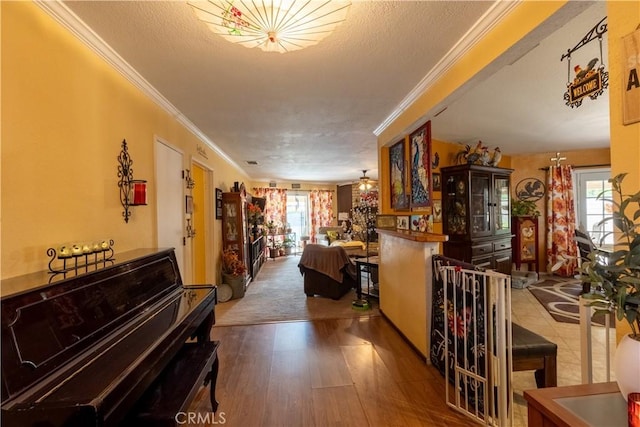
358, 170, 372, 192
187, 0, 351, 53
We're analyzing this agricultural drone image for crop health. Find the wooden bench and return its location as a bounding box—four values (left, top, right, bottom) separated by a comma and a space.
512, 323, 557, 388
124, 340, 220, 426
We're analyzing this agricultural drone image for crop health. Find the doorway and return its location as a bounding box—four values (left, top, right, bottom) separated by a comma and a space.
155, 139, 186, 279
190, 162, 213, 284
574, 168, 612, 249
286, 192, 309, 252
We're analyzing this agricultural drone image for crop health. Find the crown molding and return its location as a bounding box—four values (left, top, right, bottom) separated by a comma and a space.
34, 0, 242, 172
373, 0, 521, 136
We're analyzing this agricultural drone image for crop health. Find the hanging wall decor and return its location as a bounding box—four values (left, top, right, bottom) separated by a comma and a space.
389, 138, 409, 210
561, 16, 608, 108
623, 27, 640, 125
409, 120, 432, 208
117, 139, 147, 223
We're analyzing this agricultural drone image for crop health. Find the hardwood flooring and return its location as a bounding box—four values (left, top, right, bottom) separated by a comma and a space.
189, 316, 472, 426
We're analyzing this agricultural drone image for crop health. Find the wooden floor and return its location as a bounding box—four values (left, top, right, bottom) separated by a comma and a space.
189, 316, 473, 426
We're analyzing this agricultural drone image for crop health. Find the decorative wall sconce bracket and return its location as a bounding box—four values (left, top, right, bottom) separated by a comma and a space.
183, 169, 196, 189
117, 139, 147, 223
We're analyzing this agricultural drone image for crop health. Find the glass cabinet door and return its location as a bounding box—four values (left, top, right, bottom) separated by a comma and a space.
444, 173, 468, 235
470, 172, 491, 238
494, 176, 511, 235
224, 201, 239, 250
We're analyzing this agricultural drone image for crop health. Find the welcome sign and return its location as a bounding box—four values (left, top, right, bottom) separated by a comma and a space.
623, 28, 640, 125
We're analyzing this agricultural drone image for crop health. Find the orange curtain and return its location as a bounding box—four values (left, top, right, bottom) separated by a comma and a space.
309, 190, 334, 243
545, 165, 578, 276
253, 188, 287, 230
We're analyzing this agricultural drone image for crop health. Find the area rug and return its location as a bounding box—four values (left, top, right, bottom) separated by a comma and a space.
528, 277, 613, 326
215, 255, 380, 326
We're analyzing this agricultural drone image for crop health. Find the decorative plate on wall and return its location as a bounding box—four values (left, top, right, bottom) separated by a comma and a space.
515, 178, 546, 201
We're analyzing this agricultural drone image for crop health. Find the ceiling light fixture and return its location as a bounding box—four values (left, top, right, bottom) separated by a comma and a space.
188, 0, 351, 53
358, 169, 372, 192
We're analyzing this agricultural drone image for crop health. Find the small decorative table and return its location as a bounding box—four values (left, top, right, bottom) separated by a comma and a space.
524, 382, 627, 427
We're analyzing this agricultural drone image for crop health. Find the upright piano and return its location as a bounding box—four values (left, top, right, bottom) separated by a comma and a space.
1, 248, 218, 426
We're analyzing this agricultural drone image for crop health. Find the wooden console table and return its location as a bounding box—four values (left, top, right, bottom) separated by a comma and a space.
524, 382, 627, 427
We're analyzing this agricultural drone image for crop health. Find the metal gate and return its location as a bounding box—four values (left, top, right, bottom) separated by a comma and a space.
441, 266, 513, 426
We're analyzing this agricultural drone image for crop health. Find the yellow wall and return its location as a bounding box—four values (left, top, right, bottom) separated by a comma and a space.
605, 0, 640, 340
1, 2, 248, 286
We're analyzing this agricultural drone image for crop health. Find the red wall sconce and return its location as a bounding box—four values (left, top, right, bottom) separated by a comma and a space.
117, 139, 147, 223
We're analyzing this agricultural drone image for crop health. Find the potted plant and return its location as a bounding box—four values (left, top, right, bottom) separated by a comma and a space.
282, 237, 295, 255
221, 248, 247, 299
581, 173, 640, 400
511, 200, 540, 217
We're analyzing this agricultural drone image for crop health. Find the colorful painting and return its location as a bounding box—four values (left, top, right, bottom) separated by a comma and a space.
410, 214, 433, 233
409, 121, 432, 208
389, 139, 409, 210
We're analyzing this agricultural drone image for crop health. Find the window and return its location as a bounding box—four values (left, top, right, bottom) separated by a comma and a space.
286, 193, 309, 242
574, 168, 612, 248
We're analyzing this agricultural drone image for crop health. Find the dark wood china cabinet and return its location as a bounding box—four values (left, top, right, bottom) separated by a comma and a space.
441, 164, 514, 275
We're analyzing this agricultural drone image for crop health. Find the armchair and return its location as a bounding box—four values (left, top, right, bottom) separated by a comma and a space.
298, 244, 357, 299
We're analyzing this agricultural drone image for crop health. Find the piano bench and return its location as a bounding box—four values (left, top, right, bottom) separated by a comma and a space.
125, 340, 220, 426
512, 323, 557, 388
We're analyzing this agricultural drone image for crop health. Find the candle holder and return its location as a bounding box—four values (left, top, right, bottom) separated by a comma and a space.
47, 239, 115, 275
630, 393, 640, 427
117, 139, 147, 223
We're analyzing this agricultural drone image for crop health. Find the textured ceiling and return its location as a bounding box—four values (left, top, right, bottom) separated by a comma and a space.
61, 1, 609, 184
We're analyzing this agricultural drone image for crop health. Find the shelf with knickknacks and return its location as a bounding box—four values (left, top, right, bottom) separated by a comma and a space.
454, 141, 502, 167
247, 202, 263, 241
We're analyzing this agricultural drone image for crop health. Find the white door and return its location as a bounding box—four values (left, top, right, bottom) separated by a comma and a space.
574, 168, 612, 249
155, 139, 186, 280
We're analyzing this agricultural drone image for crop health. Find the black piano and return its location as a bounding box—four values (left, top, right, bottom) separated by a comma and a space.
1, 248, 218, 426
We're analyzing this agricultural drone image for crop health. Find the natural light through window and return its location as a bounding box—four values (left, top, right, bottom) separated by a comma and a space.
585, 179, 613, 247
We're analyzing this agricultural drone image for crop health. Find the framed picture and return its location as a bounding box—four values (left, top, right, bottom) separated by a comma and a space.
389, 138, 409, 210
410, 214, 433, 233
215, 188, 222, 220
396, 215, 410, 230
376, 214, 396, 229
432, 199, 442, 223
432, 172, 441, 192
185, 195, 194, 214
409, 120, 433, 208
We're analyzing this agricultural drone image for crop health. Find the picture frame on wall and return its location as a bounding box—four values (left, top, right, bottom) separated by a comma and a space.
215, 188, 223, 220
389, 138, 409, 210
409, 120, 433, 208
396, 215, 410, 230
376, 214, 396, 229
410, 214, 433, 233
432, 172, 441, 192
432, 199, 442, 223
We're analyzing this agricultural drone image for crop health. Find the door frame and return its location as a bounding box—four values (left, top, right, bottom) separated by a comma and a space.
190, 157, 215, 285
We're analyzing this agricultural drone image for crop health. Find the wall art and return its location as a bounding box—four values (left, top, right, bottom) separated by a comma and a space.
409, 120, 432, 208
389, 138, 409, 210
396, 215, 410, 231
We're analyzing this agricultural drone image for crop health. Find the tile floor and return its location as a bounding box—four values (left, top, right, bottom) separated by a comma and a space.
510, 278, 617, 426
